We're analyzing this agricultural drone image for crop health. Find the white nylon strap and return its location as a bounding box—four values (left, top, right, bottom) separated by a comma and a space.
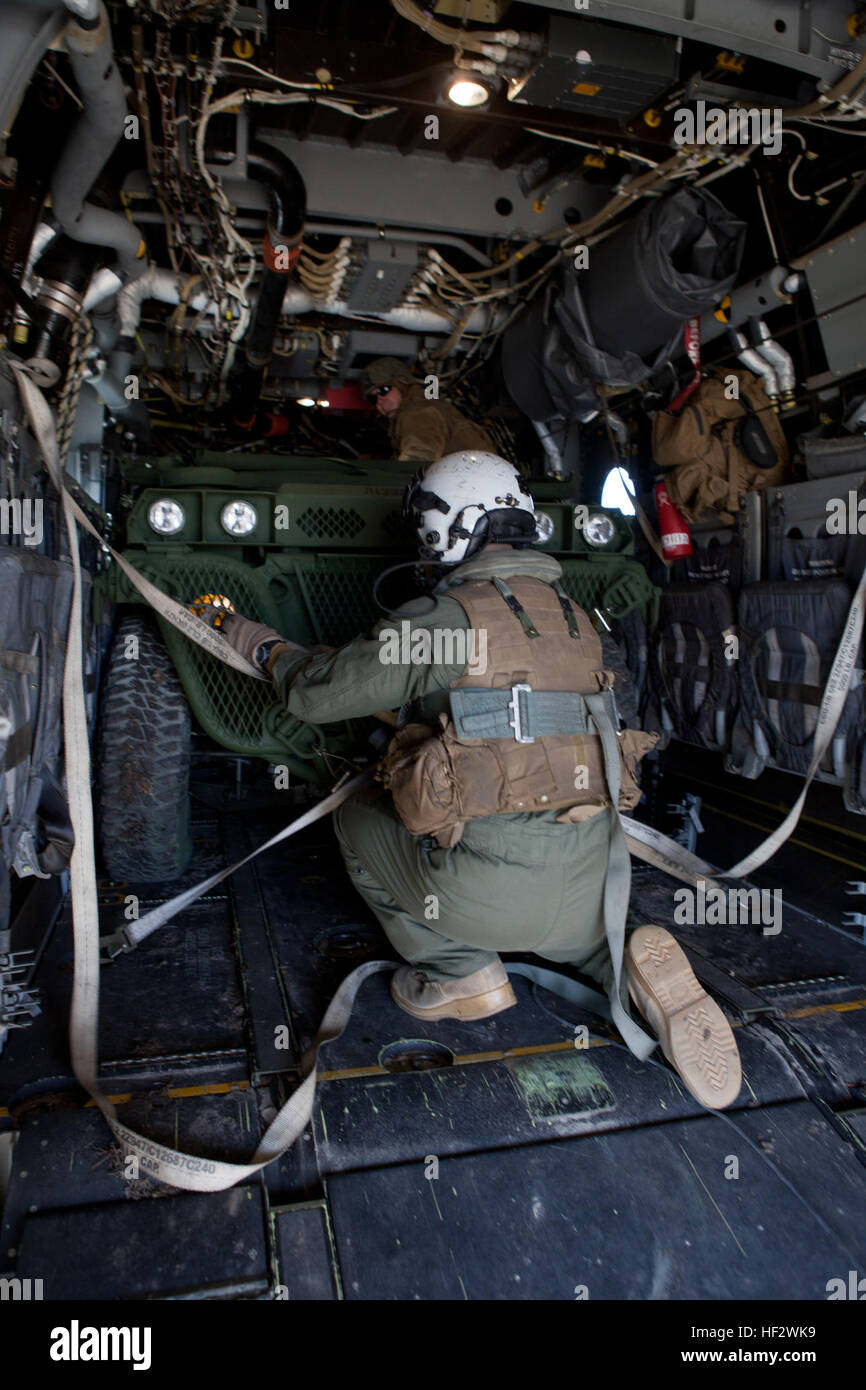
107, 958, 397, 1192
586, 692, 656, 1060
126, 771, 373, 945
10, 360, 385, 1193
9, 362, 273, 681
622, 819, 721, 885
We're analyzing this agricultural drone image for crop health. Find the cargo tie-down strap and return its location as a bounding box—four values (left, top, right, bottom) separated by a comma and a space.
10, 360, 866, 1191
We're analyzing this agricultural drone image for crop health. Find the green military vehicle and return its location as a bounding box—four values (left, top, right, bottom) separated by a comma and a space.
94, 450, 652, 880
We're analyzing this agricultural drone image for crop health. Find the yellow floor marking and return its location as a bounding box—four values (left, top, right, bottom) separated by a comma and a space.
81, 1079, 251, 1108
701, 801, 866, 871
668, 770, 866, 845
5, 1004, 864, 1115
316, 1000, 866, 1082
783, 998, 866, 1019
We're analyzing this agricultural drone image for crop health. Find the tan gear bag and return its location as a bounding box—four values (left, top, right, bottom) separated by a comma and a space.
652, 367, 789, 524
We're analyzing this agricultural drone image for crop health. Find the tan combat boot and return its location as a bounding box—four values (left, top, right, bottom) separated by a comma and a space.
626, 926, 742, 1110
391, 961, 517, 1022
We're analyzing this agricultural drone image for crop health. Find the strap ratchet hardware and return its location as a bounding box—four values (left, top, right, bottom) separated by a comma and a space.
99, 927, 133, 964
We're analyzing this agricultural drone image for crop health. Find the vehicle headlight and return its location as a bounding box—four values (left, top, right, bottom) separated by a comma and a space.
220, 500, 258, 537
147, 498, 185, 536
534, 511, 555, 544
582, 512, 616, 548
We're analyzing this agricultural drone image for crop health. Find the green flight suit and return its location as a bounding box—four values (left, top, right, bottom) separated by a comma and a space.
271, 548, 616, 993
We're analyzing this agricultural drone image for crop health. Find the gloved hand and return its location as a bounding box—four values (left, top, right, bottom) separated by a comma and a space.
220, 612, 288, 667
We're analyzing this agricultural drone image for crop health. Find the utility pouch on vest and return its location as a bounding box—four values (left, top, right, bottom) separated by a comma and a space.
379, 576, 658, 846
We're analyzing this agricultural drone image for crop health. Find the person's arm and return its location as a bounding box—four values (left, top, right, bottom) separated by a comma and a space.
271, 595, 470, 723
393, 402, 449, 463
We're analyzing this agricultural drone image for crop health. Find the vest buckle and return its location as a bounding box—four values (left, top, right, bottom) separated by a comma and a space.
508, 683, 535, 744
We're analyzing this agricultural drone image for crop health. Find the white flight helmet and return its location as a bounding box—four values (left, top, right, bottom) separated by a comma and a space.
404, 451, 537, 565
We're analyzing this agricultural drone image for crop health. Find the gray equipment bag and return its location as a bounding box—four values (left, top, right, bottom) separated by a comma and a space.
767, 474, 866, 586
0, 549, 77, 916
726, 580, 866, 812
646, 583, 739, 751
801, 433, 866, 480
671, 533, 743, 590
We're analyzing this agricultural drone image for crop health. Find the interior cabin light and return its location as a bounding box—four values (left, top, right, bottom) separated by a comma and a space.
446, 76, 492, 108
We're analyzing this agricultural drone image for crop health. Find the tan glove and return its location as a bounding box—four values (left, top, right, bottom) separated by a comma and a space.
220, 612, 288, 670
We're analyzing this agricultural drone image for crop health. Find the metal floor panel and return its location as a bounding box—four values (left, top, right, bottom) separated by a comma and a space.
14, 1189, 269, 1300
311, 1011, 805, 1175
325, 1100, 866, 1301
271, 1201, 340, 1300
3, 765, 865, 1301
1, 1093, 268, 1299
1, 811, 249, 1111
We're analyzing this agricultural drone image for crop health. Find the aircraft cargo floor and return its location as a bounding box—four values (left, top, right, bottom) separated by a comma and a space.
2, 759, 866, 1301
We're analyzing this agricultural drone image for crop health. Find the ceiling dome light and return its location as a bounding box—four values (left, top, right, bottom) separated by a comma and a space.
220, 500, 258, 537
147, 498, 185, 536
297, 397, 317, 408
446, 76, 491, 108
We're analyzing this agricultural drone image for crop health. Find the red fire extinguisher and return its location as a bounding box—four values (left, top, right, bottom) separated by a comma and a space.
654, 480, 692, 559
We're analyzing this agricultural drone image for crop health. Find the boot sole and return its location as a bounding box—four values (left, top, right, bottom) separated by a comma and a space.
391, 980, 517, 1022
626, 926, 742, 1110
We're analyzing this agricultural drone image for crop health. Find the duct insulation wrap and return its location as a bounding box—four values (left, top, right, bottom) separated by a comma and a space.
580, 187, 747, 361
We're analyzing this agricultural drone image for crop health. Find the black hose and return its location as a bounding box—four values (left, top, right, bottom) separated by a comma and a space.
247, 144, 306, 242
372, 561, 439, 617
27, 234, 99, 383
226, 141, 307, 421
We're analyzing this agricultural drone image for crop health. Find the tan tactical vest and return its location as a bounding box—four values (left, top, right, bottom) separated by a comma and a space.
381, 575, 658, 846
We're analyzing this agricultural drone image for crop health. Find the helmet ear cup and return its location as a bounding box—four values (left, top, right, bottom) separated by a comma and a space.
486, 508, 537, 546
452, 512, 490, 563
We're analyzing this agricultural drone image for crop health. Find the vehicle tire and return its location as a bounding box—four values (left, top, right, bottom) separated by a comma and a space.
95, 612, 193, 882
